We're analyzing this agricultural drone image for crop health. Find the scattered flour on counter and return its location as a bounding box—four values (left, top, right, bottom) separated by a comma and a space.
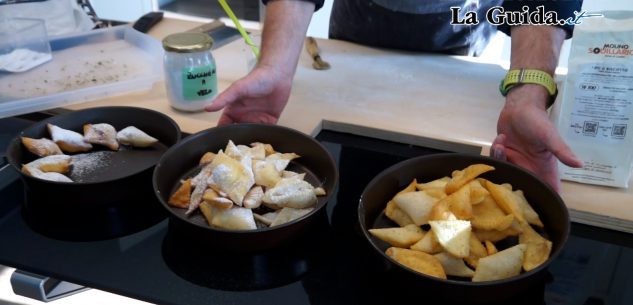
69, 151, 114, 182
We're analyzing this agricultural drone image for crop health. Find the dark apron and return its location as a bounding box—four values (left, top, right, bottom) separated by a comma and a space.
329, 0, 503, 56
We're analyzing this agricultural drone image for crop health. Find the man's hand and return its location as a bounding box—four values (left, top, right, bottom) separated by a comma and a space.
205, 65, 292, 125
492, 84, 583, 191
493, 25, 583, 191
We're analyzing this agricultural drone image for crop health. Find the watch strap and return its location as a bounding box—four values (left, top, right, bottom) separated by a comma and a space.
499, 68, 558, 108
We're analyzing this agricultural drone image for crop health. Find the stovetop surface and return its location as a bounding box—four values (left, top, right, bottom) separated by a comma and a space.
1, 117, 632, 305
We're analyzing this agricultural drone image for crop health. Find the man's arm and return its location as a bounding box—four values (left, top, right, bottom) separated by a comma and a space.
206, 0, 314, 125
258, 0, 316, 81
492, 25, 584, 191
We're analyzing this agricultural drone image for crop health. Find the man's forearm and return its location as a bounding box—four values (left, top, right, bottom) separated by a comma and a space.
507, 25, 566, 108
259, 0, 314, 79
510, 25, 566, 75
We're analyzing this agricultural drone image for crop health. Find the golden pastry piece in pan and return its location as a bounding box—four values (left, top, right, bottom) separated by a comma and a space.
429, 219, 471, 258
47, 123, 92, 153
385, 179, 417, 226
434, 252, 475, 278
464, 233, 488, 269
484, 240, 498, 255
21, 137, 63, 157
410, 229, 442, 254
484, 180, 526, 224
116, 126, 158, 148
386, 247, 447, 279
21, 165, 73, 183
473, 220, 523, 243
254, 211, 279, 226
385, 199, 414, 227
250, 142, 275, 156
23, 154, 71, 174
468, 179, 489, 205
393, 190, 438, 226
471, 195, 515, 231
369, 224, 424, 248
199, 152, 216, 165
445, 164, 494, 195
83, 123, 119, 150
472, 244, 527, 282
518, 222, 552, 271
513, 190, 544, 227
168, 178, 192, 208
252, 159, 282, 188
416, 176, 449, 191
243, 186, 264, 209
270, 207, 314, 227
209, 205, 257, 230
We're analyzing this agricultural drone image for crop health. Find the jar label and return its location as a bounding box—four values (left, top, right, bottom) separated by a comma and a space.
182, 65, 217, 101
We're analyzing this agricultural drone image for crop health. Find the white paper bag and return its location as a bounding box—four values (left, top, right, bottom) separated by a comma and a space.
553, 11, 633, 188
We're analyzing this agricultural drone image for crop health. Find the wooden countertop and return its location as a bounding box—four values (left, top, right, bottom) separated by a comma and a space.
63, 17, 633, 233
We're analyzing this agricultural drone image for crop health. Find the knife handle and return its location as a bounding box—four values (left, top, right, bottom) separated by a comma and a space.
133, 11, 164, 33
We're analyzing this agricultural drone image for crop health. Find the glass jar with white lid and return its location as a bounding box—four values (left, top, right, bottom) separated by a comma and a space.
162, 32, 217, 112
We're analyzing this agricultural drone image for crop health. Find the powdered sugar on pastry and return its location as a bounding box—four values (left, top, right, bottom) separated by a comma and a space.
47, 123, 92, 153
24, 154, 71, 173
21, 165, 73, 183
116, 126, 158, 148
83, 123, 119, 150
21, 137, 63, 157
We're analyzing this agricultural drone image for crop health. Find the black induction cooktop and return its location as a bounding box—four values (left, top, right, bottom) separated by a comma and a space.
0, 118, 632, 305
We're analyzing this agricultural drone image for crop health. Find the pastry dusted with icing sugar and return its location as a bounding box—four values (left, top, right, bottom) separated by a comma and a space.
83, 123, 119, 150
208, 205, 257, 230
23, 154, 71, 174
116, 126, 158, 148
263, 177, 317, 209
21, 137, 63, 157
21, 160, 73, 183
47, 123, 92, 153
21, 154, 73, 183
209, 151, 255, 206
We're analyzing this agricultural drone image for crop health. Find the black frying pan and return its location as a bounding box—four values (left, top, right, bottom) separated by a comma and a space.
358, 153, 569, 304
153, 123, 339, 253
5, 106, 181, 241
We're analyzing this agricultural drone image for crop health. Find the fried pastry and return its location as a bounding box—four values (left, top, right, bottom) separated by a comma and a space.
209, 205, 257, 230
116, 126, 158, 148
270, 207, 314, 227
47, 123, 92, 153
263, 177, 317, 209
210, 152, 255, 206
21, 165, 72, 183
168, 179, 191, 208
243, 186, 264, 209
252, 160, 282, 188
83, 123, 119, 150
21, 137, 63, 157
254, 211, 279, 226
23, 154, 71, 173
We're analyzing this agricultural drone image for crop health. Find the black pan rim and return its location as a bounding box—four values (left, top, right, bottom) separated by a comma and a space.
6, 106, 182, 186
153, 123, 340, 234
358, 152, 570, 287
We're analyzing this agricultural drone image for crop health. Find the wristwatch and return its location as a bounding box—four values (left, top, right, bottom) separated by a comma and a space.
499, 69, 558, 108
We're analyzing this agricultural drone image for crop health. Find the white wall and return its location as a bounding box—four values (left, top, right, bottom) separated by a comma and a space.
90, 0, 156, 22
